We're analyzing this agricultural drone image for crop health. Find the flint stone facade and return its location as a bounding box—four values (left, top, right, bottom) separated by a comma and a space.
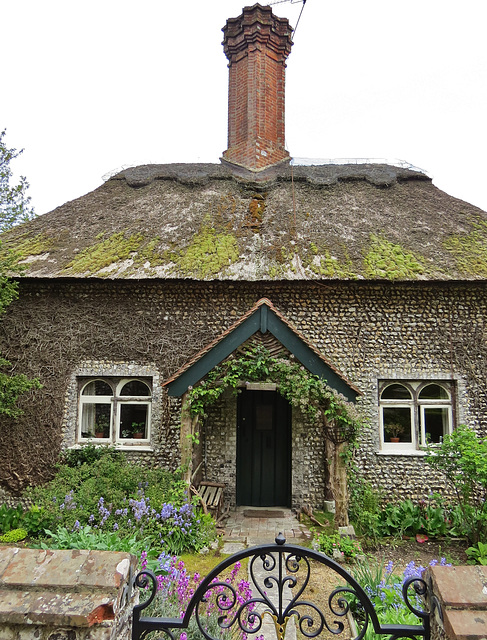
0, 276, 482, 506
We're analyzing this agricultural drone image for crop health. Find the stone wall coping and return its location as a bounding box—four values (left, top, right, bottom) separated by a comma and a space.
427, 565, 487, 640
0, 547, 137, 628
443, 609, 487, 640
428, 565, 487, 608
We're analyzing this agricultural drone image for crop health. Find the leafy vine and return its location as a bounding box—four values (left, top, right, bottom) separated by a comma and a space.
185, 345, 362, 445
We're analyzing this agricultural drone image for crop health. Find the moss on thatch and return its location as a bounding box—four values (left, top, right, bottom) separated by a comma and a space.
364, 235, 427, 280
1, 162, 486, 281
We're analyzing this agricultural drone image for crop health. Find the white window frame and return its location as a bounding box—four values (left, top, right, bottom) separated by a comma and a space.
418, 403, 452, 446
380, 402, 416, 451
379, 381, 454, 453
78, 377, 152, 446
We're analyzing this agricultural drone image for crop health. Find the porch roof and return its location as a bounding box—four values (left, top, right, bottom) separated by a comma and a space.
163, 298, 360, 401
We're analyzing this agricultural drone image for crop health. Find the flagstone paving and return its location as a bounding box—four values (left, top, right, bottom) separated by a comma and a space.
220, 507, 308, 640
222, 506, 312, 549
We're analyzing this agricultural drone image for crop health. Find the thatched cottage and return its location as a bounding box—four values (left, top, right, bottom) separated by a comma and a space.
1, 4, 487, 511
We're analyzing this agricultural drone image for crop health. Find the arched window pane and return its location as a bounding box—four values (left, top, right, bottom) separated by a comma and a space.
419, 384, 449, 400
381, 383, 412, 400
82, 380, 112, 396
120, 380, 151, 396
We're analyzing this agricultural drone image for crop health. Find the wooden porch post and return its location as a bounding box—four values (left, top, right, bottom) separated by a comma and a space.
180, 392, 199, 496
326, 438, 350, 527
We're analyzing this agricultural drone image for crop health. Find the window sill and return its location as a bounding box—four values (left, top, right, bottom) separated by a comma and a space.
70, 443, 153, 452
377, 449, 427, 457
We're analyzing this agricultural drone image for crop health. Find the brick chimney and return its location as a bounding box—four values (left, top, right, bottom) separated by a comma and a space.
221, 4, 293, 174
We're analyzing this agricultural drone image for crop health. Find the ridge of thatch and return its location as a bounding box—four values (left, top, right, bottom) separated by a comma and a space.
2, 162, 487, 282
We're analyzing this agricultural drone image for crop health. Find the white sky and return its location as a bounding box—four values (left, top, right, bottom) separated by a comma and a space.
3, 0, 487, 215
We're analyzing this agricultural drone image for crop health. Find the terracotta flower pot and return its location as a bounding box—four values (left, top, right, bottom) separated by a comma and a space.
95, 432, 104, 438
390, 437, 400, 443
134, 432, 144, 439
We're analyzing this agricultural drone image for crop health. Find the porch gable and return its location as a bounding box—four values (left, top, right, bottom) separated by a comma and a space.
163, 298, 360, 401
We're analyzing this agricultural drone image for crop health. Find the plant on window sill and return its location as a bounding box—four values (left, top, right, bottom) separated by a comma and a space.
94, 417, 110, 438
384, 422, 405, 442
121, 421, 146, 439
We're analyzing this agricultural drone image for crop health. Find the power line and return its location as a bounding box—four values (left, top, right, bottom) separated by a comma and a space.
268, 0, 308, 41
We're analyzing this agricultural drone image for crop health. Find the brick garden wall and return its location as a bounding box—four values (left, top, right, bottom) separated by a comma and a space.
0, 279, 485, 505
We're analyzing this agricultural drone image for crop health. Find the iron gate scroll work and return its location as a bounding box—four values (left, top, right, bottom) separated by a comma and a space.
132, 534, 430, 640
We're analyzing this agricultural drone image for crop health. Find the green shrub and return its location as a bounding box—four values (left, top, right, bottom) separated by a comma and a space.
0, 504, 23, 533
425, 424, 487, 543
60, 444, 122, 468
316, 532, 362, 560
348, 471, 382, 539
39, 526, 155, 555
24, 449, 186, 532
23, 447, 215, 555
466, 541, 487, 565
0, 528, 28, 543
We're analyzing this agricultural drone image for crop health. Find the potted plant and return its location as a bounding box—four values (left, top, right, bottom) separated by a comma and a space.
94, 415, 109, 438
385, 422, 404, 443
131, 421, 145, 439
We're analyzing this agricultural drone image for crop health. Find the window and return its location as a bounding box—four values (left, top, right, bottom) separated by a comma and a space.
379, 381, 453, 451
79, 377, 151, 445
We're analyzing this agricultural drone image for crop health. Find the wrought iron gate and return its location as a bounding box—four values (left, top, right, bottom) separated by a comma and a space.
132, 533, 430, 640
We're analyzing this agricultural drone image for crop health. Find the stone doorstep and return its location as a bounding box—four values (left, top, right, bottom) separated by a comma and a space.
0, 589, 116, 627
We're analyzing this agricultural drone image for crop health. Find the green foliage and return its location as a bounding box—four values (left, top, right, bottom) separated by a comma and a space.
0, 527, 28, 543
24, 449, 186, 531
0, 129, 36, 232
363, 234, 426, 280
39, 526, 155, 555
316, 532, 362, 560
0, 503, 49, 537
0, 503, 23, 532
64, 231, 144, 274
466, 541, 487, 565
60, 443, 121, 468
351, 558, 432, 639
21, 505, 51, 536
0, 132, 41, 416
23, 448, 214, 555
348, 471, 382, 539
425, 424, 487, 543
0, 356, 42, 417
348, 473, 459, 540
186, 345, 362, 445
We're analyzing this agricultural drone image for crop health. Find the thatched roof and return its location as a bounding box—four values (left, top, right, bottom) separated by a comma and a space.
3, 162, 487, 281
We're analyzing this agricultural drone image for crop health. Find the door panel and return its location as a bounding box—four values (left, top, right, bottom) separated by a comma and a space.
236, 390, 291, 507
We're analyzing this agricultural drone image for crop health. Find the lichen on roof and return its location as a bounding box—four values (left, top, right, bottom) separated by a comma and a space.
1, 162, 487, 282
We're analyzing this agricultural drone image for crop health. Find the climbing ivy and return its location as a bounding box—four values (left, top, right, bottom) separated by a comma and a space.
185, 345, 362, 445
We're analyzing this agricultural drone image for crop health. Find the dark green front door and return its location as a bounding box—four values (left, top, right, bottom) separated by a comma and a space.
236, 389, 291, 507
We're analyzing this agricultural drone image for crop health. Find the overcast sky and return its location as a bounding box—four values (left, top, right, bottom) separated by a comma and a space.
3, 0, 487, 215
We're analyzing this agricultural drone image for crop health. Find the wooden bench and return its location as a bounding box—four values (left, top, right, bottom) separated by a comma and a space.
197, 481, 225, 520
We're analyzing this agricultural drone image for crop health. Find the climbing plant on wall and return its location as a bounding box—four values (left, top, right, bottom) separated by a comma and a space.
185, 344, 362, 446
